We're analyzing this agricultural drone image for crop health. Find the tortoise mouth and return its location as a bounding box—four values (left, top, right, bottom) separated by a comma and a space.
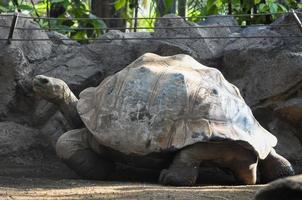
33, 79, 45, 92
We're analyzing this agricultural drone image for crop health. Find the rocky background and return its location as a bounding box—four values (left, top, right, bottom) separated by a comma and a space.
0, 13, 301, 179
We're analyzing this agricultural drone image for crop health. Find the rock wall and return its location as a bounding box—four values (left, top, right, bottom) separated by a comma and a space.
0, 13, 301, 178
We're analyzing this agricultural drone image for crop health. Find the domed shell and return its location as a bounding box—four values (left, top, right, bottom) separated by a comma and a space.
77, 53, 277, 159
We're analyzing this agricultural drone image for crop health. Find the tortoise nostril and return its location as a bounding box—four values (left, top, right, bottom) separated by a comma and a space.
40, 78, 49, 84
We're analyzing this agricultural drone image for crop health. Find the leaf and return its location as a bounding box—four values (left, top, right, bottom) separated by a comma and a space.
115, 0, 127, 11
259, 3, 269, 12
89, 13, 107, 34
0, 5, 9, 12
71, 31, 87, 40
51, 0, 66, 3
277, 4, 288, 12
90, 13, 107, 27
39, 21, 49, 28
267, 0, 276, 4
269, 3, 278, 13
161, 0, 175, 14
207, 0, 216, 8
18, 4, 33, 11
216, 0, 223, 8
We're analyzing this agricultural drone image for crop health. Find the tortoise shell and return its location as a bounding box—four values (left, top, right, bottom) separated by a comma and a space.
77, 53, 277, 159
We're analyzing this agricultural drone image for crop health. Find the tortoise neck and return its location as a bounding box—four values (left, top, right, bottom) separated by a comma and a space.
58, 88, 84, 129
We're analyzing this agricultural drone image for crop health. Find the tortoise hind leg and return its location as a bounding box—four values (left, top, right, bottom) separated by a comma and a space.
159, 141, 258, 186
56, 128, 115, 180
258, 148, 295, 183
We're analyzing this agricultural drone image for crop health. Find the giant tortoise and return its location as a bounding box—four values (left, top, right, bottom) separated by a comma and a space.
33, 53, 294, 186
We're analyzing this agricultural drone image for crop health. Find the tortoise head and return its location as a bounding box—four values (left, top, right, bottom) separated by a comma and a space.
33, 75, 70, 104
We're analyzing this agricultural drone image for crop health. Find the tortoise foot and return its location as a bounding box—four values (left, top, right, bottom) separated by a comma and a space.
159, 166, 198, 186
64, 149, 116, 180
259, 149, 295, 183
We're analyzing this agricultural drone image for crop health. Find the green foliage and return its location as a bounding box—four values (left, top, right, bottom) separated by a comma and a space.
0, 0, 302, 40
188, 0, 302, 24
114, 0, 133, 27
46, 0, 106, 40
0, 0, 106, 41
162, 0, 176, 15
115, 0, 127, 11
113, 0, 157, 31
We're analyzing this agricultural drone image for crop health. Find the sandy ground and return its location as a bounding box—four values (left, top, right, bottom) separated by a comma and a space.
0, 176, 264, 200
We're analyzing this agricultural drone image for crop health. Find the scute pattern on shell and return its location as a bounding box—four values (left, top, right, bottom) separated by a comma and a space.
77, 53, 277, 159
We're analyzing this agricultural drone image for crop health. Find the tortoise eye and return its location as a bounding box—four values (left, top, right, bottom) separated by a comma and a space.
40, 78, 49, 84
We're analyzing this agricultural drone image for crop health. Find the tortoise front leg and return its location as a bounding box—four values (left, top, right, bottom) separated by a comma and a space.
64, 149, 115, 180
56, 128, 116, 180
159, 141, 258, 186
158, 145, 200, 186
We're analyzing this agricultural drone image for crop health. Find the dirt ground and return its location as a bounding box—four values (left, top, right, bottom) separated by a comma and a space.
0, 176, 264, 200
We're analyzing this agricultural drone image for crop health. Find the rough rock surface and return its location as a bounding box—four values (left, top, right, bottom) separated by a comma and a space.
0, 12, 301, 179
154, 14, 239, 67
222, 28, 302, 107
255, 175, 302, 200
275, 98, 302, 129
268, 119, 302, 166
0, 14, 54, 121
221, 13, 302, 173
0, 121, 76, 178
0, 47, 27, 118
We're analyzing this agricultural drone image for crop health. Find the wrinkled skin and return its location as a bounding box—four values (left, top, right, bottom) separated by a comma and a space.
33, 75, 294, 186
33, 75, 83, 128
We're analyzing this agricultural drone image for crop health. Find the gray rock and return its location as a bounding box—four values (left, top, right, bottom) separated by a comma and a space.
221, 15, 302, 173
154, 14, 239, 67
198, 15, 240, 33
255, 175, 302, 200
0, 121, 44, 156
47, 31, 80, 46
0, 14, 55, 120
275, 98, 302, 129
34, 46, 100, 95
0, 121, 77, 178
0, 13, 52, 62
100, 30, 152, 39
268, 119, 302, 165
222, 20, 302, 107
270, 12, 302, 43
253, 106, 302, 173
0, 15, 10, 45
0, 47, 30, 118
